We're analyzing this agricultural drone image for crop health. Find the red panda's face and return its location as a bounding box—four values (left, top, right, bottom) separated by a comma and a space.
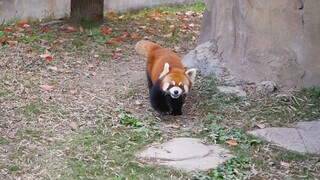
160, 67, 196, 99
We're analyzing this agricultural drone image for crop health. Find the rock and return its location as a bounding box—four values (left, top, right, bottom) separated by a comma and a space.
256, 81, 277, 93
182, 41, 226, 78
193, 0, 320, 90
136, 138, 233, 172
248, 120, 320, 154
217, 86, 247, 97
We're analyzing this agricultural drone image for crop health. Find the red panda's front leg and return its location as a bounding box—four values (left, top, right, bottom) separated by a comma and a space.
149, 80, 171, 115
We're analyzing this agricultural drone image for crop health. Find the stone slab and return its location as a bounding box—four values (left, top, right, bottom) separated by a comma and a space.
136, 138, 233, 172
217, 86, 247, 97
248, 120, 320, 154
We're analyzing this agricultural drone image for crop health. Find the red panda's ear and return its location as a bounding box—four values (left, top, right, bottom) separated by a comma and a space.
185, 68, 197, 83
159, 63, 170, 79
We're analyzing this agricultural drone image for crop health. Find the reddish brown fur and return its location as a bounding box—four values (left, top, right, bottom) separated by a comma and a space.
135, 40, 186, 85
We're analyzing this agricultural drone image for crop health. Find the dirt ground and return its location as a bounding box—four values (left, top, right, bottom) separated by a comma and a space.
1, 4, 320, 179
0, 6, 206, 179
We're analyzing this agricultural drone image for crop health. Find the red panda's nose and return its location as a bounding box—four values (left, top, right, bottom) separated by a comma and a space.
174, 90, 179, 95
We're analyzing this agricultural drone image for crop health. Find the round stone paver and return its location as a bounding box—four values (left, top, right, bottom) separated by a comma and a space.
136, 138, 233, 172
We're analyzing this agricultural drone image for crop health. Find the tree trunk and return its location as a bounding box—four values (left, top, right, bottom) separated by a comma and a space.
184, 0, 320, 91
70, 0, 104, 22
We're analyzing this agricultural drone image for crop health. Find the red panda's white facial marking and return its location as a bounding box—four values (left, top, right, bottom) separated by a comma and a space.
161, 80, 189, 99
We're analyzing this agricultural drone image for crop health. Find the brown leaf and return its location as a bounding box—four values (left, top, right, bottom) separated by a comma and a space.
4, 27, 13, 33
106, 33, 128, 44
113, 52, 118, 59
146, 29, 156, 35
67, 26, 77, 33
256, 123, 266, 129
39, 84, 54, 91
0, 37, 6, 43
7, 40, 18, 46
39, 54, 52, 61
100, 29, 112, 35
43, 27, 50, 33
130, 33, 140, 39
107, 39, 118, 44
179, 24, 187, 29
226, 139, 238, 146
107, 12, 118, 18
16, 19, 28, 28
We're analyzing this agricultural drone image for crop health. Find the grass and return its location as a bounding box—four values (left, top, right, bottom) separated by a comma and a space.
58, 115, 187, 179
190, 77, 320, 179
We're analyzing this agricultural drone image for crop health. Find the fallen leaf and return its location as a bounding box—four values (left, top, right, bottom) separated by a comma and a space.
16, 19, 28, 28
70, 89, 77, 95
153, 10, 161, 17
25, 47, 33, 53
91, 72, 97, 76
115, 47, 122, 52
179, 24, 187, 29
67, 26, 77, 33
113, 52, 118, 59
16, 27, 24, 32
130, 33, 140, 39
107, 33, 128, 44
43, 28, 50, 33
180, 15, 189, 21
0, 38, 6, 43
146, 29, 156, 35
118, 15, 124, 19
185, 11, 194, 17
7, 40, 18, 46
256, 123, 266, 129
100, 29, 112, 35
4, 27, 13, 33
69, 122, 78, 131
107, 12, 117, 18
226, 139, 238, 146
107, 39, 118, 44
280, 161, 291, 169
174, 46, 180, 52
134, 100, 143, 106
40, 84, 54, 91
39, 54, 52, 61
79, 27, 84, 33
189, 23, 195, 27
87, 64, 94, 68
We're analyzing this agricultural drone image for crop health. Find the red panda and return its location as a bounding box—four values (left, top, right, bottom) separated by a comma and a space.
135, 40, 196, 115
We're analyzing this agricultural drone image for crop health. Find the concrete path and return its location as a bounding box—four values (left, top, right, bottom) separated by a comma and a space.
136, 138, 233, 172
248, 120, 320, 154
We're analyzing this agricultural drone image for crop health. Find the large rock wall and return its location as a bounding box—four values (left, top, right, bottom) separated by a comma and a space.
187, 0, 320, 90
